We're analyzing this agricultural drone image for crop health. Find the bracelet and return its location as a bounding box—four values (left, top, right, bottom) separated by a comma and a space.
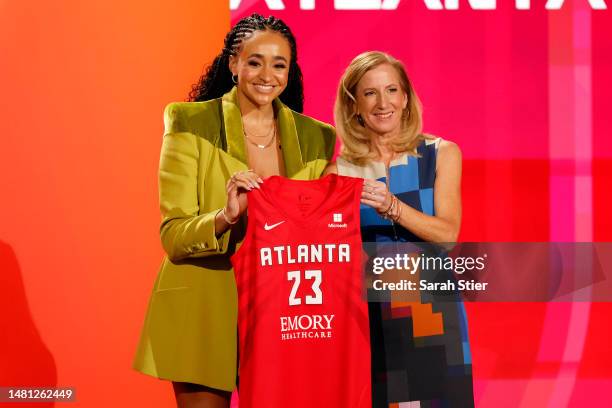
388, 195, 398, 220
220, 208, 239, 225
391, 198, 403, 223
381, 194, 396, 220
381, 196, 394, 216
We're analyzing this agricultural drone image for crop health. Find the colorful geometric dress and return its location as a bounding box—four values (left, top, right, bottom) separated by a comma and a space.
337, 137, 474, 408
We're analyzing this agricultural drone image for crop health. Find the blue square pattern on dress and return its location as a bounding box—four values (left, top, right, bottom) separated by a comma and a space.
389, 157, 420, 193
396, 191, 422, 213
462, 341, 472, 365
360, 205, 388, 226
419, 188, 434, 216
417, 142, 437, 190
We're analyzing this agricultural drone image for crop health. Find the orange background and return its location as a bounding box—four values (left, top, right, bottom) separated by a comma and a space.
3, 1, 612, 407
0, 0, 229, 406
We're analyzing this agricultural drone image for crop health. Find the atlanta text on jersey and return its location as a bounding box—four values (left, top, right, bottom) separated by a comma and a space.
260, 243, 351, 266
280, 314, 335, 341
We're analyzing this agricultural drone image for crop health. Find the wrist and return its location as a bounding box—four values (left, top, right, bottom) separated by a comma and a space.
379, 194, 396, 220
377, 194, 392, 214
391, 198, 402, 222
221, 208, 239, 225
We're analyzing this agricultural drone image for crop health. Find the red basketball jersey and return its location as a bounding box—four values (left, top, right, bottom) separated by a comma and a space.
231, 174, 371, 408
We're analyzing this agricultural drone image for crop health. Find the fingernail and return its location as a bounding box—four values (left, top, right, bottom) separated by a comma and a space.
258, 177, 264, 183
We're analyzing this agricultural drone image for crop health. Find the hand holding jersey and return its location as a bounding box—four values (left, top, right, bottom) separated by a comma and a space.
361, 178, 393, 211
222, 170, 264, 225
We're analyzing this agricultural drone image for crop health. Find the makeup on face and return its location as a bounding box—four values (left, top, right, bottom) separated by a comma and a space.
355, 63, 408, 137
230, 30, 292, 109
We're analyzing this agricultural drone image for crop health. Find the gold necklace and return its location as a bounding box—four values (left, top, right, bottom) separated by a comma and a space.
243, 123, 276, 149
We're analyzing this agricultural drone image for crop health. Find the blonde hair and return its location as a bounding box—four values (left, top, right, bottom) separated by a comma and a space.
334, 51, 424, 165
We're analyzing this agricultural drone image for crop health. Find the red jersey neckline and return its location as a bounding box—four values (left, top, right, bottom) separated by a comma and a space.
259, 173, 340, 227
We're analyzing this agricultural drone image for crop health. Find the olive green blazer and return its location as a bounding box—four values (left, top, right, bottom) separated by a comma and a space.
133, 87, 335, 391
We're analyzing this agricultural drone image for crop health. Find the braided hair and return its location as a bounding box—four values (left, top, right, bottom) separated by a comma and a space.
188, 14, 304, 113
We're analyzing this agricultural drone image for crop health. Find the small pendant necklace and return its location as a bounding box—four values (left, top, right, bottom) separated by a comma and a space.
243, 122, 276, 149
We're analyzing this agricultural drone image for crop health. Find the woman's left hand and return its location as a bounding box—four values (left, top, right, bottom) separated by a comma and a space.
361, 179, 392, 214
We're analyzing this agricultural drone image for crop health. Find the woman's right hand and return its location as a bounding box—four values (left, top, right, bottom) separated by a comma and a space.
223, 169, 264, 222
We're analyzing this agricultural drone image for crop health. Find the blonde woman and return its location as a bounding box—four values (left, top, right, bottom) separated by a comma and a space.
325, 51, 474, 407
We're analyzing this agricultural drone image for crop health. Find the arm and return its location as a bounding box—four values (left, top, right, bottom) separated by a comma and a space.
158, 103, 233, 262
395, 140, 462, 242
361, 140, 462, 243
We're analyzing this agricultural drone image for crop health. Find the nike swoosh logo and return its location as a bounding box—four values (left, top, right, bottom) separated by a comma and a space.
264, 221, 285, 231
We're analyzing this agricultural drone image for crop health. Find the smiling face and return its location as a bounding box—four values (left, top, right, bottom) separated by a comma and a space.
354, 63, 408, 138
229, 30, 291, 109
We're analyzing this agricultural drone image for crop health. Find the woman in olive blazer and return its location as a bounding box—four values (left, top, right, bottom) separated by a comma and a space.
133, 14, 335, 407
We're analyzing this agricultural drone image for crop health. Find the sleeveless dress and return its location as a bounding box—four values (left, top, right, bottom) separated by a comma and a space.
337, 137, 474, 408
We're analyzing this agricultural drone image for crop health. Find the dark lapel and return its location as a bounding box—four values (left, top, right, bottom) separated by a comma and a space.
221, 87, 247, 165
274, 97, 304, 177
